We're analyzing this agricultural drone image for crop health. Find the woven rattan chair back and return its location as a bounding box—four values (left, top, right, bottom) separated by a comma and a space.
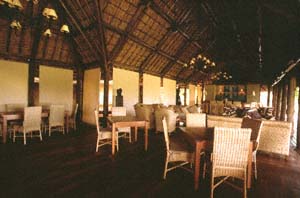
186, 113, 206, 127
23, 106, 42, 132
49, 105, 65, 126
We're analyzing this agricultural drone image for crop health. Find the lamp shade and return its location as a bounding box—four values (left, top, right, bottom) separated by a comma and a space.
42, 8, 58, 20
60, 24, 70, 33
10, 20, 22, 30
43, 28, 52, 37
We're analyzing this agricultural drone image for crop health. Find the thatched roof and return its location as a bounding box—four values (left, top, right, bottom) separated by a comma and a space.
0, 0, 299, 84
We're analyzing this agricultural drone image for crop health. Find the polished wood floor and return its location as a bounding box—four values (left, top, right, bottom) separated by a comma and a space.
1, 125, 300, 198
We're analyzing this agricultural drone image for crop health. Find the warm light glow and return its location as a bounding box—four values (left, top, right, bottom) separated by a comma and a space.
43, 28, 52, 37
10, 20, 22, 30
43, 8, 58, 20
60, 24, 70, 33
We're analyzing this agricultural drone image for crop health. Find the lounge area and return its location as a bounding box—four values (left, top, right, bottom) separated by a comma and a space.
0, 0, 300, 198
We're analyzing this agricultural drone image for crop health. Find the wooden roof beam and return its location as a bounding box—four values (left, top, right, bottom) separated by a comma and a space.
95, 0, 109, 68
139, 30, 173, 72
58, 0, 105, 68
109, 1, 150, 64
103, 23, 185, 65
150, 2, 202, 50
160, 41, 192, 77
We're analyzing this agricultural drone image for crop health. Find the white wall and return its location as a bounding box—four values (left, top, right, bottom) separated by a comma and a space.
143, 74, 161, 104
39, 66, 73, 112
162, 78, 176, 106
0, 60, 28, 112
113, 68, 139, 115
189, 84, 196, 105
82, 68, 100, 125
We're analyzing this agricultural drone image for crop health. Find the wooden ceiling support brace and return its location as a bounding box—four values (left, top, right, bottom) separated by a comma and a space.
18, 1, 34, 55
103, 23, 184, 65
150, 2, 202, 50
160, 40, 192, 77
28, 1, 48, 106
59, 0, 105, 68
95, 0, 110, 125
109, 1, 150, 64
139, 30, 173, 72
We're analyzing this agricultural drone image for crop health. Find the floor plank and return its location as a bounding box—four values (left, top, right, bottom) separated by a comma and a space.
1, 124, 300, 198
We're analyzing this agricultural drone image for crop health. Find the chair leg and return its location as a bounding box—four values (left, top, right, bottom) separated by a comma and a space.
116, 133, 119, 151
244, 170, 247, 198
253, 153, 257, 180
96, 136, 99, 152
23, 132, 26, 145
211, 168, 214, 198
163, 154, 169, 179
49, 126, 51, 136
39, 130, 43, 141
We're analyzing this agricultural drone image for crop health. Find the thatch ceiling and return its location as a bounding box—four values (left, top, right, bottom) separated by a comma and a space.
0, 0, 299, 84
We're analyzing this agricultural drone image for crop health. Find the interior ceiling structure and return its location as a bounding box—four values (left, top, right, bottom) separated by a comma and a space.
0, 0, 299, 84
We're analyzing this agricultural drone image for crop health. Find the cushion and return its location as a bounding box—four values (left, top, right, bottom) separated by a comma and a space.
187, 105, 198, 113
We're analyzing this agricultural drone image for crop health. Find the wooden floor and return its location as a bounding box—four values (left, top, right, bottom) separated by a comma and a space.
1, 125, 300, 198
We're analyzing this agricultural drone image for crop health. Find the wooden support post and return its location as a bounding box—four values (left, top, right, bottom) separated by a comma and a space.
76, 66, 84, 120
275, 83, 282, 120
184, 85, 187, 106
201, 82, 205, 103
139, 72, 143, 103
280, 81, 288, 121
102, 67, 111, 127
297, 77, 300, 149
287, 77, 296, 123
267, 84, 271, 106
28, 61, 37, 106
272, 85, 278, 116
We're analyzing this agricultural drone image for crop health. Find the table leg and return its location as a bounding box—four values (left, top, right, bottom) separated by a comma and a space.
194, 141, 204, 190
112, 123, 116, 155
247, 142, 253, 188
135, 126, 138, 142
66, 115, 69, 133
144, 122, 148, 151
2, 118, 7, 144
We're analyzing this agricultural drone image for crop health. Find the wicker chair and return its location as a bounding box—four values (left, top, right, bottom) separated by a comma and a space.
94, 110, 119, 152
155, 109, 178, 133
241, 117, 263, 179
258, 120, 292, 156
162, 117, 194, 179
48, 105, 65, 136
68, 103, 78, 131
5, 103, 26, 137
111, 106, 132, 143
186, 113, 206, 127
211, 127, 251, 198
207, 115, 242, 128
13, 106, 43, 145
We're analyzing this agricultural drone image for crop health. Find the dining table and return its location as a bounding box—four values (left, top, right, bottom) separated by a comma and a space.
0, 110, 70, 144
107, 116, 149, 155
179, 127, 253, 191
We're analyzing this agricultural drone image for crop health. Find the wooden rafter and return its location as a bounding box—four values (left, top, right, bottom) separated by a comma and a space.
150, 2, 202, 49
160, 40, 192, 76
95, 0, 109, 67
18, 1, 34, 55
58, 0, 105, 68
103, 22, 185, 65
109, 1, 150, 64
139, 30, 173, 72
